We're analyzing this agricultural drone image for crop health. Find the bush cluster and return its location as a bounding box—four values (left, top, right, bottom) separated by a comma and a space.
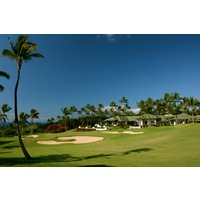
43, 124, 66, 133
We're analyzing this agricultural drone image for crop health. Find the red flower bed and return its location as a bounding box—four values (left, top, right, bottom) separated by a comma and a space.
43, 124, 67, 133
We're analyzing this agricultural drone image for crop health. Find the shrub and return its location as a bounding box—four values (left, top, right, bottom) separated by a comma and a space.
43, 124, 67, 133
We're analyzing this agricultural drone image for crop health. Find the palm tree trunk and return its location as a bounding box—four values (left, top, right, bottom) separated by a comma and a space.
31, 118, 33, 134
15, 68, 31, 159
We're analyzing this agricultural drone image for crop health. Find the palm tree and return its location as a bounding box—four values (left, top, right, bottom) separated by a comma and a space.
2, 35, 44, 159
180, 97, 189, 123
0, 71, 10, 91
70, 106, 78, 128
153, 99, 163, 126
145, 97, 154, 126
30, 109, 39, 134
85, 104, 96, 127
188, 97, 199, 123
109, 101, 118, 117
119, 96, 129, 117
169, 92, 181, 124
61, 107, 70, 131
0, 104, 12, 137
47, 117, 55, 124
19, 112, 30, 135
137, 98, 154, 127
161, 93, 172, 125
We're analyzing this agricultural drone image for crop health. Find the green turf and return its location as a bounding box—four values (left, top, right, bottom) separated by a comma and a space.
0, 124, 200, 166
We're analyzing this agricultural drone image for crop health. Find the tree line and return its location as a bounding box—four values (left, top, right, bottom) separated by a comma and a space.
137, 92, 200, 125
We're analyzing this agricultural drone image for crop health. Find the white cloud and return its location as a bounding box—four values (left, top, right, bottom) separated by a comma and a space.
96, 34, 131, 42
105, 34, 116, 42
130, 108, 140, 114
102, 106, 140, 114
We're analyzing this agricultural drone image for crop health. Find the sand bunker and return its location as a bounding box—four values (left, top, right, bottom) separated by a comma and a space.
102, 131, 119, 134
37, 136, 104, 145
58, 136, 104, 144
37, 140, 70, 145
26, 135, 39, 138
122, 131, 143, 134
103, 131, 143, 134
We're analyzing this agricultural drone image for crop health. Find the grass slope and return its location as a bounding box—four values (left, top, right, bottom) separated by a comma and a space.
0, 124, 200, 166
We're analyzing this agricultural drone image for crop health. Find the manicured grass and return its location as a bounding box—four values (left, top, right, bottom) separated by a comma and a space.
0, 124, 200, 166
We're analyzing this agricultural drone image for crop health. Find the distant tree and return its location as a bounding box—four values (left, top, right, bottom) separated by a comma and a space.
70, 106, 78, 128
169, 92, 181, 124
119, 96, 129, 117
161, 93, 172, 125
0, 71, 10, 91
188, 97, 199, 123
0, 104, 12, 137
30, 109, 39, 134
19, 112, 30, 135
61, 107, 70, 131
2, 35, 44, 159
47, 117, 55, 124
109, 101, 118, 117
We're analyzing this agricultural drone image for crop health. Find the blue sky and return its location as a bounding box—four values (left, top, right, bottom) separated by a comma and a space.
1, 34, 200, 122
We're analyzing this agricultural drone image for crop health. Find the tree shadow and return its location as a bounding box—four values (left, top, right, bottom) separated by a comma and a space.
0, 153, 114, 166
3, 145, 20, 149
81, 164, 113, 167
84, 154, 114, 160
0, 154, 80, 166
0, 151, 11, 154
0, 141, 13, 146
122, 148, 153, 155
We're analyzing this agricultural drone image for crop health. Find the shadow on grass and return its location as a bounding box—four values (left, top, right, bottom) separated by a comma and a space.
0, 141, 13, 146
0, 153, 114, 166
0, 149, 152, 166
0, 151, 11, 154
3, 145, 20, 149
81, 164, 113, 167
122, 148, 153, 155
84, 154, 114, 160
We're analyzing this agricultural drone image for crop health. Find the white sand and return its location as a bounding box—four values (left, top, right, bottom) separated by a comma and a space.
26, 135, 39, 138
103, 131, 143, 134
58, 136, 104, 144
122, 131, 143, 134
37, 136, 104, 145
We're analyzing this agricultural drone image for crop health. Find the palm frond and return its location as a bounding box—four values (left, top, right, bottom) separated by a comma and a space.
26, 44, 38, 53
0, 71, 10, 79
17, 35, 29, 53
23, 53, 44, 61
2, 49, 16, 60
0, 85, 4, 91
8, 37, 18, 55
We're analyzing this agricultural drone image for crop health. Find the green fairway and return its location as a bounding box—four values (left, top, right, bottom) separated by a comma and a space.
0, 124, 200, 167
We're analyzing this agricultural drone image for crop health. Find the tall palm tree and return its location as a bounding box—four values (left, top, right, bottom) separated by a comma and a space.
0, 104, 12, 137
2, 35, 44, 159
30, 109, 39, 134
0, 71, 10, 91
